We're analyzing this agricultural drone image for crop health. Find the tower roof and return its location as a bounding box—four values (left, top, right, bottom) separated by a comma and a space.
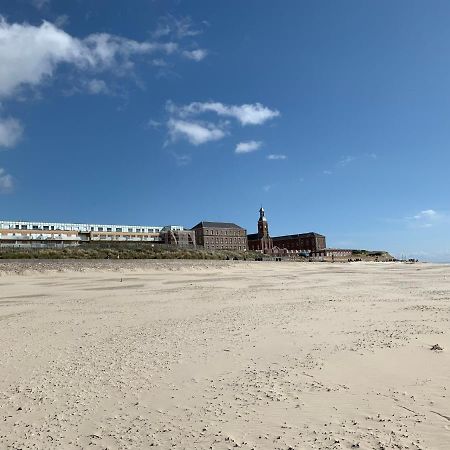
259, 206, 267, 221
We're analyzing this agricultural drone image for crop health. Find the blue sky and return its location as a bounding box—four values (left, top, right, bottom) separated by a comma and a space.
0, 0, 449, 261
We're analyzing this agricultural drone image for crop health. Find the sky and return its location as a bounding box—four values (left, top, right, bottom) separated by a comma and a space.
0, 0, 449, 261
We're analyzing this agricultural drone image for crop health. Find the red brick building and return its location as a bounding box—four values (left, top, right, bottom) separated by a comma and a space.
191, 221, 247, 251
247, 207, 326, 254
247, 207, 273, 253
272, 232, 326, 253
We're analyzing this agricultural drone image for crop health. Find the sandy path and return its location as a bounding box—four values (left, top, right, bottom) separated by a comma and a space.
0, 261, 449, 449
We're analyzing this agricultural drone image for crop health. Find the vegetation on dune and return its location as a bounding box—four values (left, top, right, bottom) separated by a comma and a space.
0, 243, 394, 261
0, 243, 261, 260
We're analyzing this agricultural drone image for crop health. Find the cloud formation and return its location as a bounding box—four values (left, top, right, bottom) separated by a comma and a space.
0, 17, 179, 99
31, 0, 50, 10
322, 153, 378, 176
167, 119, 225, 145
235, 140, 262, 154
0, 167, 13, 192
0, 117, 23, 148
413, 209, 438, 220
85, 79, 109, 95
164, 101, 279, 147
169, 101, 279, 126
267, 154, 287, 160
338, 155, 355, 167
171, 152, 192, 167
402, 209, 449, 229
152, 15, 203, 40
182, 49, 208, 61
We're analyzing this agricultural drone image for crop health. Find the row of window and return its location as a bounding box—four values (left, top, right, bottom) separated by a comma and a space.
1, 233, 77, 239
90, 227, 159, 233
92, 234, 156, 239
204, 237, 246, 244
203, 229, 244, 237
206, 245, 246, 250
10, 224, 56, 231
5, 224, 160, 233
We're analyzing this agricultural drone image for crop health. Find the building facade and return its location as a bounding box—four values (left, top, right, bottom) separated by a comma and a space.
191, 221, 247, 251
0, 220, 171, 248
247, 207, 273, 253
272, 232, 326, 253
160, 226, 196, 248
247, 207, 327, 255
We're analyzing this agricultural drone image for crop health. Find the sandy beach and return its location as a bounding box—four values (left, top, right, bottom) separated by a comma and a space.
0, 260, 449, 449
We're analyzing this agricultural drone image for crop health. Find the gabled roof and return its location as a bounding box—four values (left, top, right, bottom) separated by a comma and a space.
191, 221, 245, 230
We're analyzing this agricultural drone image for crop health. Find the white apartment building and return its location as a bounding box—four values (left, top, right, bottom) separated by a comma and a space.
0, 220, 179, 248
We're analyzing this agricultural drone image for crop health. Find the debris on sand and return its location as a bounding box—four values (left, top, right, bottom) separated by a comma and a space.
430, 344, 443, 351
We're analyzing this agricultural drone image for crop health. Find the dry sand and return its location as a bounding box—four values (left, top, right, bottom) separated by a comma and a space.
0, 260, 449, 449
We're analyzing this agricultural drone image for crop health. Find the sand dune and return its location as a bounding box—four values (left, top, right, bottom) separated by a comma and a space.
0, 260, 449, 449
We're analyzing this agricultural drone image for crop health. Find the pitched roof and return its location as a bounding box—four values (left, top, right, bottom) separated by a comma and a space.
272, 232, 325, 240
191, 221, 245, 230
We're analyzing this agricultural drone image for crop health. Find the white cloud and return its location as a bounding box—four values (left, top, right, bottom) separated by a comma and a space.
168, 101, 280, 126
0, 117, 23, 148
402, 209, 448, 229
338, 155, 355, 167
167, 119, 225, 145
267, 154, 287, 160
164, 101, 278, 147
323, 169, 332, 175
147, 119, 162, 129
85, 79, 108, 95
152, 58, 168, 67
182, 49, 208, 61
263, 184, 272, 192
0, 17, 178, 99
235, 140, 262, 154
0, 167, 13, 192
31, 0, 50, 10
332, 153, 378, 171
414, 209, 438, 220
172, 153, 191, 166
53, 15, 70, 28
153, 16, 203, 40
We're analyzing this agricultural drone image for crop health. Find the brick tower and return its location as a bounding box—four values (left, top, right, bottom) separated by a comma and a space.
257, 207, 273, 253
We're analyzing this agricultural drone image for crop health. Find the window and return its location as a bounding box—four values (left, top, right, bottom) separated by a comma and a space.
98, 227, 103, 232
116, 228, 122, 232
91, 227, 94, 231
107, 228, 112, 232
43, 226, 49, 230
15, 224, 19, 229
21, 225, 28, 230
51, 226, 54, 230
129, 228, 134, 232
